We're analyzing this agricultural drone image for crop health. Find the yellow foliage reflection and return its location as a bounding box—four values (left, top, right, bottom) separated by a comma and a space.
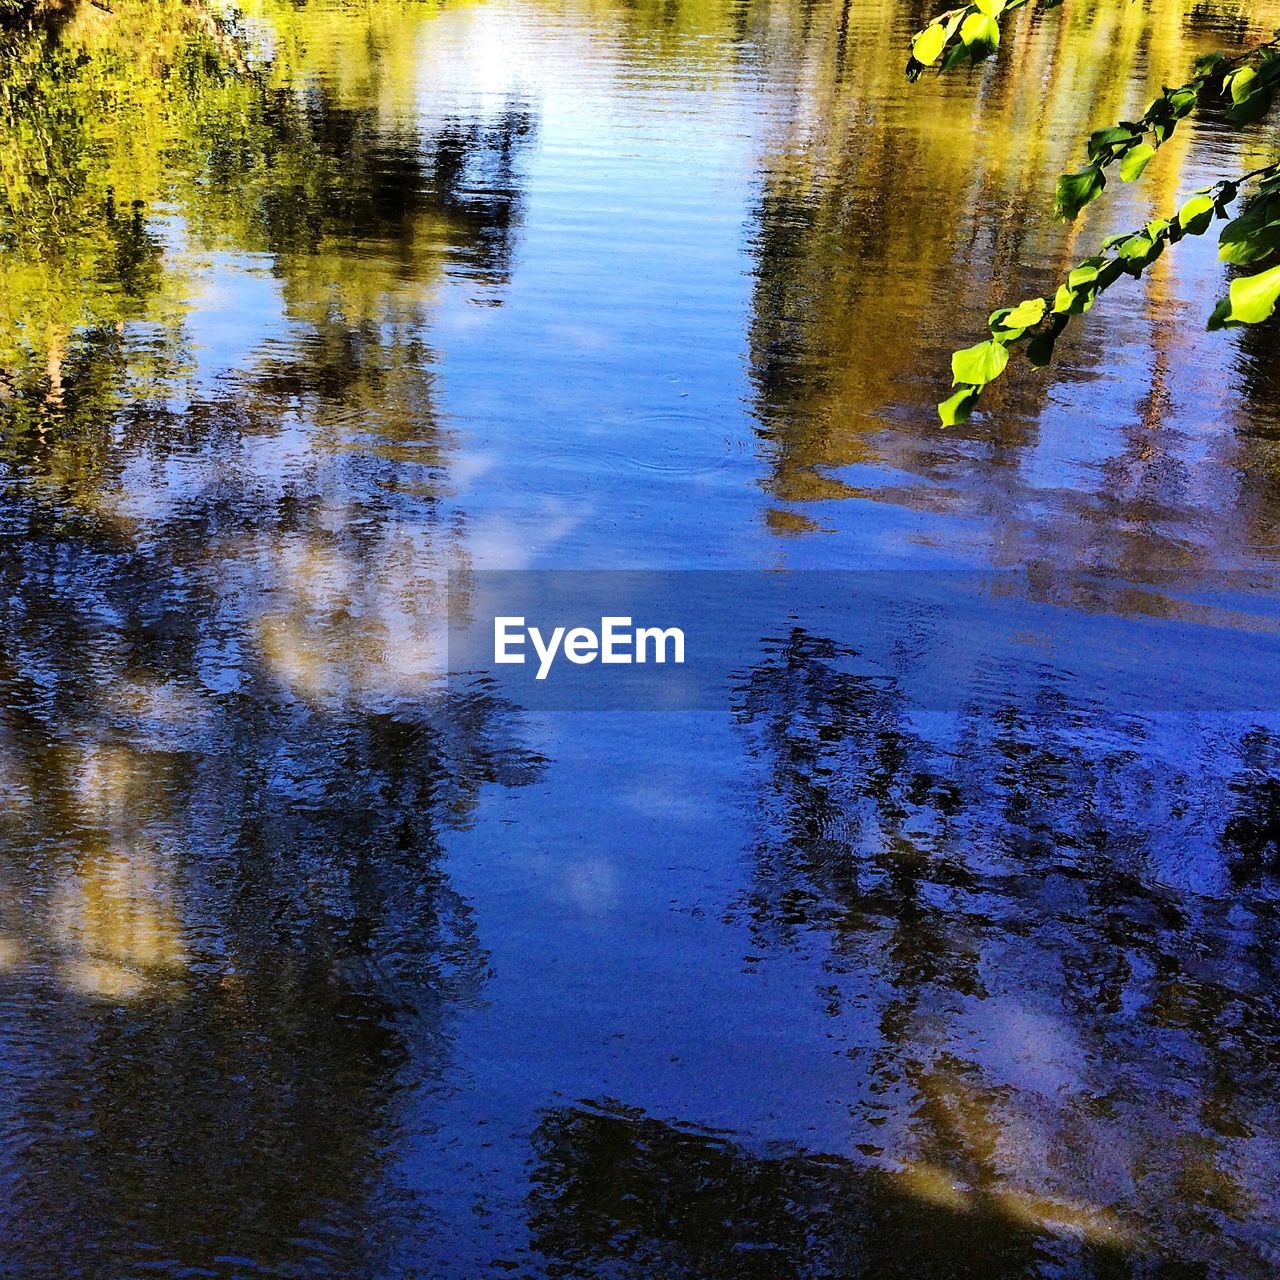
52, 845, 187, 998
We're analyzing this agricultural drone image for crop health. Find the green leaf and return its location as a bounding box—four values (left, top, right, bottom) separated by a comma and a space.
1119, 141, 1156, 182
1147, 98, 1175, 144
1053, 281, 1096, 315
959, 10, 1000, 58
987, 307, 1026, 341
1146, 218, 1170, 240
1206, 295, 1234, 331
1194, 51, 1228, 75
1226, 85, 1274, 125
988, 298, 1048, 342
974, 0, 1006, 16
1088, 125, 1141, 160
1067, 257, 1104, 288
1056, 165, 1105, 220
1004, 296, 1047, 327
1219, 263, 1280, 325
1226, 65, 1257, 104
951, 339, 1009, 386
1218, 198, 1280, 266
911, 21, 949, 67
1114, 234, 1163, 274
938, 386, 978, 426
1116, 233, 1152, 259
1177, 193, 1216, 236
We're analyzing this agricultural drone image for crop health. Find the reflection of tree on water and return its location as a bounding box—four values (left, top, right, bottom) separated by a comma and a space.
1221, 726, 1280, 876
729, 627, 1280, 1274
526, 1099, 1131, 1279
0, 1, 544, 1273
745, 0, 1280, 576
0, 430, 545, 1273
0, 0, 534, 417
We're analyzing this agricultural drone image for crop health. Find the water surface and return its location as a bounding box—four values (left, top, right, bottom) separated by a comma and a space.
2, 0, 1280, 1274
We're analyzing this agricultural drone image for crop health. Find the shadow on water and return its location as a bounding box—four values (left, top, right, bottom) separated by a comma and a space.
527, 1099, 1134, 1279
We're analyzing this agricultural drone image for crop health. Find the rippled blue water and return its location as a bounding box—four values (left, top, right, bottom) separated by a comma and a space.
1, 0, 1279, 1273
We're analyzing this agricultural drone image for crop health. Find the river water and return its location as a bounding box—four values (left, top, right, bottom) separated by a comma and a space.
1, 0, 1280, 1274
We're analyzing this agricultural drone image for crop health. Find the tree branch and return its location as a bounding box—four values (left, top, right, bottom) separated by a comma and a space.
939, 160, 1280, 425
